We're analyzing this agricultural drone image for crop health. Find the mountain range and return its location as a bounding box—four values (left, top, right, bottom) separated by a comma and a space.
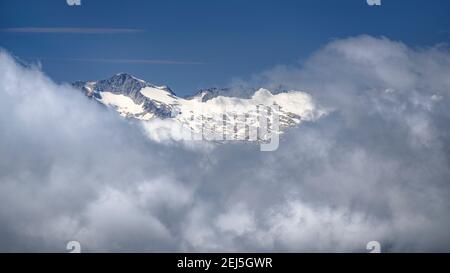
72, 73, 321, 142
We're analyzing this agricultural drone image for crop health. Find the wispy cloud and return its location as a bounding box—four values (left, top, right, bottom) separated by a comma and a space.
0, 27, 144, 34
66, 58, 205, 65
34, 57, 205, 65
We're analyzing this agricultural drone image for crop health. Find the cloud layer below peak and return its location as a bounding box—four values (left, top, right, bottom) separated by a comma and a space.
1, 35, 450, 252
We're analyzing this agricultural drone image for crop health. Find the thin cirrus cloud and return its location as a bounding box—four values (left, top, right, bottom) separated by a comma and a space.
2, 27, 205, 65
0, 27, 144, 34
65, 58, 205, 65
34, 57, 205, 65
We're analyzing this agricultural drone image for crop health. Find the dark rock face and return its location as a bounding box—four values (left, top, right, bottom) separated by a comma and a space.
189, 87, 265, 101
190, 88, 231, 102
72, 73, 176, 118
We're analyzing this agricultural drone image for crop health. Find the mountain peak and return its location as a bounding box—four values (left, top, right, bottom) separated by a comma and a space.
72, 74, 320, 141
189, 87, 230, 102
75, 73, 175, 96
112, 72, 145, 82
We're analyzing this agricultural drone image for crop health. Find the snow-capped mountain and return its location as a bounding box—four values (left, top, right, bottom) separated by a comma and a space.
73, 73, 323, 142
73, 73, 175, 119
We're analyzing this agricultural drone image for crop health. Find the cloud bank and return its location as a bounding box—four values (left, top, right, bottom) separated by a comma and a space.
1, 35, 450, 252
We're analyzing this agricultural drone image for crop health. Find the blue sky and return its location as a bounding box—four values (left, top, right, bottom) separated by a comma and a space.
1, 0, 449, 96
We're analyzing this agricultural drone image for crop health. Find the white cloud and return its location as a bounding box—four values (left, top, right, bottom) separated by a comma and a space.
1, 35, 450, 252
